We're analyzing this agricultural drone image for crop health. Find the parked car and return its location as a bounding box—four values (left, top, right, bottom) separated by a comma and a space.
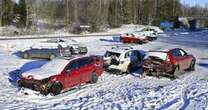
139, 28, 159, 41
22, 39, 88, 60
120, 33, 148, 44
143, 48, 196, 78
104, 46, 145, 74
18, 55, 104, 95
22, 44, 72, 60
44, 39, 88, 55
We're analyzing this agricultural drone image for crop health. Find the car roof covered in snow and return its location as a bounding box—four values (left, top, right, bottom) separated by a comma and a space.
149, 50, 168, 53
22, 58, 69, 80
108, 46, 134, 53
149, 48, 183, 53
21, 55, 95, 80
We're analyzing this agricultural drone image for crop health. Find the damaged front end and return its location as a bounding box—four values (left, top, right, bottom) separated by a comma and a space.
18, 76, 52, 95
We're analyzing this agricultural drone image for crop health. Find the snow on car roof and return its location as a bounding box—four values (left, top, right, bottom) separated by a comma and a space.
22, 58, 69, 80
108, 46, 133, 53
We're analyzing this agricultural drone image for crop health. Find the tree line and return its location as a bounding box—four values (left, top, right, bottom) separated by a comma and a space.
1, 0, 208, 32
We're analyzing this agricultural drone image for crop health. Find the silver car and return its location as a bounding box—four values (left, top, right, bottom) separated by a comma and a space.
22, 45, 72, 60
22, 39, 88, 60
44, 39, 88, 55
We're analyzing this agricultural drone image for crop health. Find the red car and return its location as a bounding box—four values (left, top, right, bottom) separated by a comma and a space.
120, 33, 148, 44
143, 48, 196, 78
18, 55, 104, 95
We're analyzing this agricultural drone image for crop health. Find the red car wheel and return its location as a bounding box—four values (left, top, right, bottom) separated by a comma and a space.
90, 73, 98, 84
50, 82, 62, 96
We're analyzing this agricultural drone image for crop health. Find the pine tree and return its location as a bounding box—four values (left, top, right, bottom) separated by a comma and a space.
1, 0, 13, 26
13, 0, 27, 27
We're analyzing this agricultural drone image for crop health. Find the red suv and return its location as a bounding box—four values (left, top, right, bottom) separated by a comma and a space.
143, 48, 196, 78
18, 55, 104, 95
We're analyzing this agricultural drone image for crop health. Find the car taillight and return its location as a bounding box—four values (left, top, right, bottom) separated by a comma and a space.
166, 57, 170, 62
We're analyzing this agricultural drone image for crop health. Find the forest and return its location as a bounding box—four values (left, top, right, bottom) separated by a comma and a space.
1, 0, 208, 33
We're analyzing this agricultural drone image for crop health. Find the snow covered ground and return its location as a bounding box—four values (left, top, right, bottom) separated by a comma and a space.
0, 27, 208, 109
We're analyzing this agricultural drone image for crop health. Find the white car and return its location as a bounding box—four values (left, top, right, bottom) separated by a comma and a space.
134, 28, 159, 41
104, 46, 144, 74
43, 39, 88, 54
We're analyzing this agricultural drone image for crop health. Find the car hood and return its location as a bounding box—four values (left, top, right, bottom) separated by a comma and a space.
22, 59, 69, 80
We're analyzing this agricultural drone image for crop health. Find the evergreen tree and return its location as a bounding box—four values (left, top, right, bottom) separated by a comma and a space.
108, 0, 122, 28
13, 0, 27, 27
1, 0, 13, 26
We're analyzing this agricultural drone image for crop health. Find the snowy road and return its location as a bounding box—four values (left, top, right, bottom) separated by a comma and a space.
0, 30, 208, 110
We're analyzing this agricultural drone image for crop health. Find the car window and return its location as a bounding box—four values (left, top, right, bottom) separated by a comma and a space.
179, 49, 186, 56
105, 51, 120, 58
125, 51, 132, 58
66, 61, 78, 72
172, 49, 182, 57
78, 57, 93, 68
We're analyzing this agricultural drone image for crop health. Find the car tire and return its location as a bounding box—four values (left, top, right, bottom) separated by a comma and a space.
154, 37, 157, 40
23, 52, 29, 59
17, 79, 23, 87
69, 47, 74, 55
50, 82, 62, 96
188, 60, 195, 71
126, 64, 132, 74
90, 73, 98, 84
49, 54, 55, 60
147, 37, 153, 41
121, 38, 125, 43
173, 65, 180, 77
138, 41, 143, 45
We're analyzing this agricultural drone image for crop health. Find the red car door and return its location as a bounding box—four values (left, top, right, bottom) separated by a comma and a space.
79, 57, 94, 83
178, 49, 193, 69
64, 60, 81, 88
171, 49, 188, 70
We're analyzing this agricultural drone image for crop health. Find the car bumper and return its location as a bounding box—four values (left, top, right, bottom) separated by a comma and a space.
107, 64, 127, 73
18, 78, 52, 95
18, 78, 43, 91
143, 64, 165, 74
